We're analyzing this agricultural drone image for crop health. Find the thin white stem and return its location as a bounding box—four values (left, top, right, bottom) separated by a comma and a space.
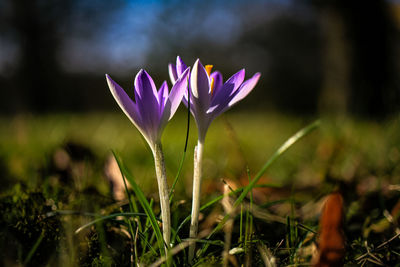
153, 142, 171, 252
189, 139, 204, 262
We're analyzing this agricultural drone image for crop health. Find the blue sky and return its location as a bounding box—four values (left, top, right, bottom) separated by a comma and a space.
58, 0, 251, 75
0, 0, 295, 76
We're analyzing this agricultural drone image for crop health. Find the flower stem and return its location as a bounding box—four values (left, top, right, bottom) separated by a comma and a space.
189, 139, 204, 262
153, 142, 171, 252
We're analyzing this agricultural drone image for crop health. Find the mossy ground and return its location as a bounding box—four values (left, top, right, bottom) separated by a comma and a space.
1, 112, 399, 266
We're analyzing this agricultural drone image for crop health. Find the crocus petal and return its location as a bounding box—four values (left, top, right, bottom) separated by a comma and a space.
225, 69, 245, 95
180, 83, 190, 110
208, 82, 235, 117
229, 72, 261, 106
134, 69, 159, 103
176, 56, 187, 77
207, 69, 246, 115
181, 93, 199, 122
134, 70, 161, 142
207, 104, 219, 114
171, 56, 190, 106
210, 71, 223, 99
182, 93, 189, 107
106, 74, 142, 131
167, 68, 190, 119
190, 59, 211, 112
160, 68, 190, 128
168, 57, 260, 142
168, 63, 178, 84
158, 81, 169, 114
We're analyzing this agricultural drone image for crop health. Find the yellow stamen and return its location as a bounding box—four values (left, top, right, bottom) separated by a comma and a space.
205, 64, 216, 94
205, 65, 213, 76
210, 78, 215, 94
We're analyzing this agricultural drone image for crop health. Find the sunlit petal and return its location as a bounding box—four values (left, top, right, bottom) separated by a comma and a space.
168, 63, 178, 84
176, 56, 188, 77
229, 72, 261, 107
190, 59, 211, 109
160, 68, 189, 132
106, 74, 149, 141
225, 69, 245, 95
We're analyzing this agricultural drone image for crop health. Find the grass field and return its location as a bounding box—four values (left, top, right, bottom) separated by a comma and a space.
1, 111, 399, 266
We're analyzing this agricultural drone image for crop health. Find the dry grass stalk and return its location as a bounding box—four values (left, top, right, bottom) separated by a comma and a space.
222, 184, 236, 267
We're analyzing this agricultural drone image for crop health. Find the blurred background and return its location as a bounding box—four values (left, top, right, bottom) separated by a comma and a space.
2, 1, 400, 265
1, 0, 400, 116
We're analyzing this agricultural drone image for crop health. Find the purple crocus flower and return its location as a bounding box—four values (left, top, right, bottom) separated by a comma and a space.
169, 56, 261, 141
106, 68, 189, 249
169, 56, 261, 261
106, 68, 189, 150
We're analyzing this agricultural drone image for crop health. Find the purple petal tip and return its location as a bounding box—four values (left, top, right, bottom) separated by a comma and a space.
253, 72, 262, 80
135, 69, 150, 83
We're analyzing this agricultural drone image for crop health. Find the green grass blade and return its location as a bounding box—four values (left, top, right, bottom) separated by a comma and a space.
245, 167, 254, 254
130, 195, 143, 232
169, 88, 191, 201
142, 198, 154, 257
45, 210, 100, 217
260, 199, 290, 209
169, 151, 187, 201
120, 166, 138, 267
112, 151, 165, 257
183, 238, 224, 246
172, 188, 244, 243
235, 119, 320, 207
239, 202, 243, 244
197, 120, 320, 258
23, 230, 45, 265
121, 159, 135, 215
74, 212, 152, 234
137, 231, 158, 255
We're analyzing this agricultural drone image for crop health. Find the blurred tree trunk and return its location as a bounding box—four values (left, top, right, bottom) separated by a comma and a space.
10, 0, 66, 112
316, 0, 400, 117
318, 6, 350, 115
